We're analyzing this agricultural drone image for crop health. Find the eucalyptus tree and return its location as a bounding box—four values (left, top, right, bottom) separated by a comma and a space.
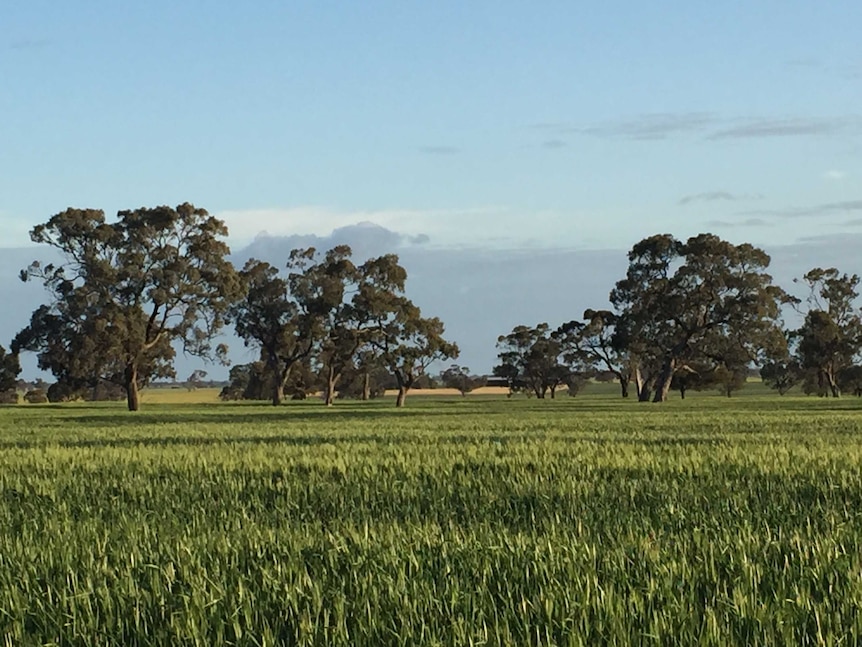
354, 255, 458, 407
557, 310, 639, 398
230, 258, 314, 407
495, 323, 569, 399
795, 268, 862, 397
610, 233, 788, 402
440, 365, 486, 396
0, 345, 20, 397
288, 246, 362, 406
14, 204, 240, 411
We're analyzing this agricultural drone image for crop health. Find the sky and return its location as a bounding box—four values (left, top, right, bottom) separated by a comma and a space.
1, 2, 861, 378
1, 1, 860, 252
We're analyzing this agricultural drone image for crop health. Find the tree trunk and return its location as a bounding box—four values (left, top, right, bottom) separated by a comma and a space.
271, 380, 284, 407
652, 358, 676, 403
125, 364, 140, 412
324, 365, 339, 407
634, 366, 651, 402
619, 376, 630, 398
395, 386, 407, 408
362, 372, 371, 401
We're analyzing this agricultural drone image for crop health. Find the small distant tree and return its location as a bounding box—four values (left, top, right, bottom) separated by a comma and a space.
557, 311, 636, 398
185, 369, 208, 391
440, 365, 486, 396
760, 360, 802, 395
0, 345, 21, 402
495, 324, 569, 399
24, 389, 48, 404
713, 364, 749, 397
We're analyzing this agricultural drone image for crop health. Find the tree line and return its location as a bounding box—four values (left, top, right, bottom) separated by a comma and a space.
0, 207, 859, 410
494, 234, 862, 401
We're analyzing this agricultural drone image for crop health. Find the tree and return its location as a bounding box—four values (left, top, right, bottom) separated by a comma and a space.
337, 351, 388, 400
185, 370, 208, 391
440, 365, 487, 396
495, 324, 569, 399
557, 310, 638, 398
14, 204, 240, 411
609, 233, 789, 402
838, 365, 862, 397
760, 360, 802, 395
794, 268, 862, 397
0, 345, 21, 396
230, 258, 315, 406
0, 345, 20, 404
355, 255, 458, 407
288, 246, 362, 406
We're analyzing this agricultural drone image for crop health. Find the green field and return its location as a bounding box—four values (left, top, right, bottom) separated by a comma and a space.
2, 392, 862, 645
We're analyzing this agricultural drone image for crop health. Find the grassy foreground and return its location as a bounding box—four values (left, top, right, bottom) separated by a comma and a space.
1, 393, 862, 646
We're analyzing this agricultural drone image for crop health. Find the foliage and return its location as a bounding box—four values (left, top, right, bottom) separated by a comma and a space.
495, 323, 569, 399
760, 360, 803, 395
439, 364, 486, 396
23, 388, 48, 403
230, 259, 313, 406
0, 344, 21, 397
14, 204, 241, 411
557, 310, 635, 398
356, 255, 459, 407
610, 233, 788, 402
794, 268, 862, 397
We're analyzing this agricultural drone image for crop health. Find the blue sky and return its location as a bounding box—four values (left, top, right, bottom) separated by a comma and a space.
1, 1, 860, 251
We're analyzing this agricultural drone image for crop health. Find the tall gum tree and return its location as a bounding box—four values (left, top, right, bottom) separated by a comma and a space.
610, 233, 789, 402
287, 246, 361, 407
14, 204, 241, 411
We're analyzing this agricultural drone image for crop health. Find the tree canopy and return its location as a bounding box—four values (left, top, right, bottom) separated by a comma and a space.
14, 204, 241, 410
609, 233, 789, 402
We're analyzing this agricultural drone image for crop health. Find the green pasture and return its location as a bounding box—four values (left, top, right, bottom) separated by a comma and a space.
2, 393, 862, 645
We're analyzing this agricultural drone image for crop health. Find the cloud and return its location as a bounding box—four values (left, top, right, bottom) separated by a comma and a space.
843, 218, 862, 227
709, 117, 859, 140
739, 199, 862, 219
540, 113, 862, 142
784, 58, 821, 68
541, 139, 567, 150
823, 170, 847, 181
679, 191, 763, 206
215, 205, 508, 248
577, 112, 717, 140
704, 218, 770, 228
9, 39, 50, 50
418, 146, 460, 155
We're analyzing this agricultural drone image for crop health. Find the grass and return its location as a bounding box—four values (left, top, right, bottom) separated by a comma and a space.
1, 390, 862, 645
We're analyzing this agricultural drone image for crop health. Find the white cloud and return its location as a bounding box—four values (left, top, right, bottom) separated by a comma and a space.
0, 215, 37, 248
823, 170, 847, 181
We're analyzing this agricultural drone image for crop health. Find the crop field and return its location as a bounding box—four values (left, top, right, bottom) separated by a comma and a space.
2, 392, 862, 646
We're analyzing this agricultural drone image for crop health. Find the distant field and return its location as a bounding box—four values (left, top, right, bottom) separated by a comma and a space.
2, 393, 861, 645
